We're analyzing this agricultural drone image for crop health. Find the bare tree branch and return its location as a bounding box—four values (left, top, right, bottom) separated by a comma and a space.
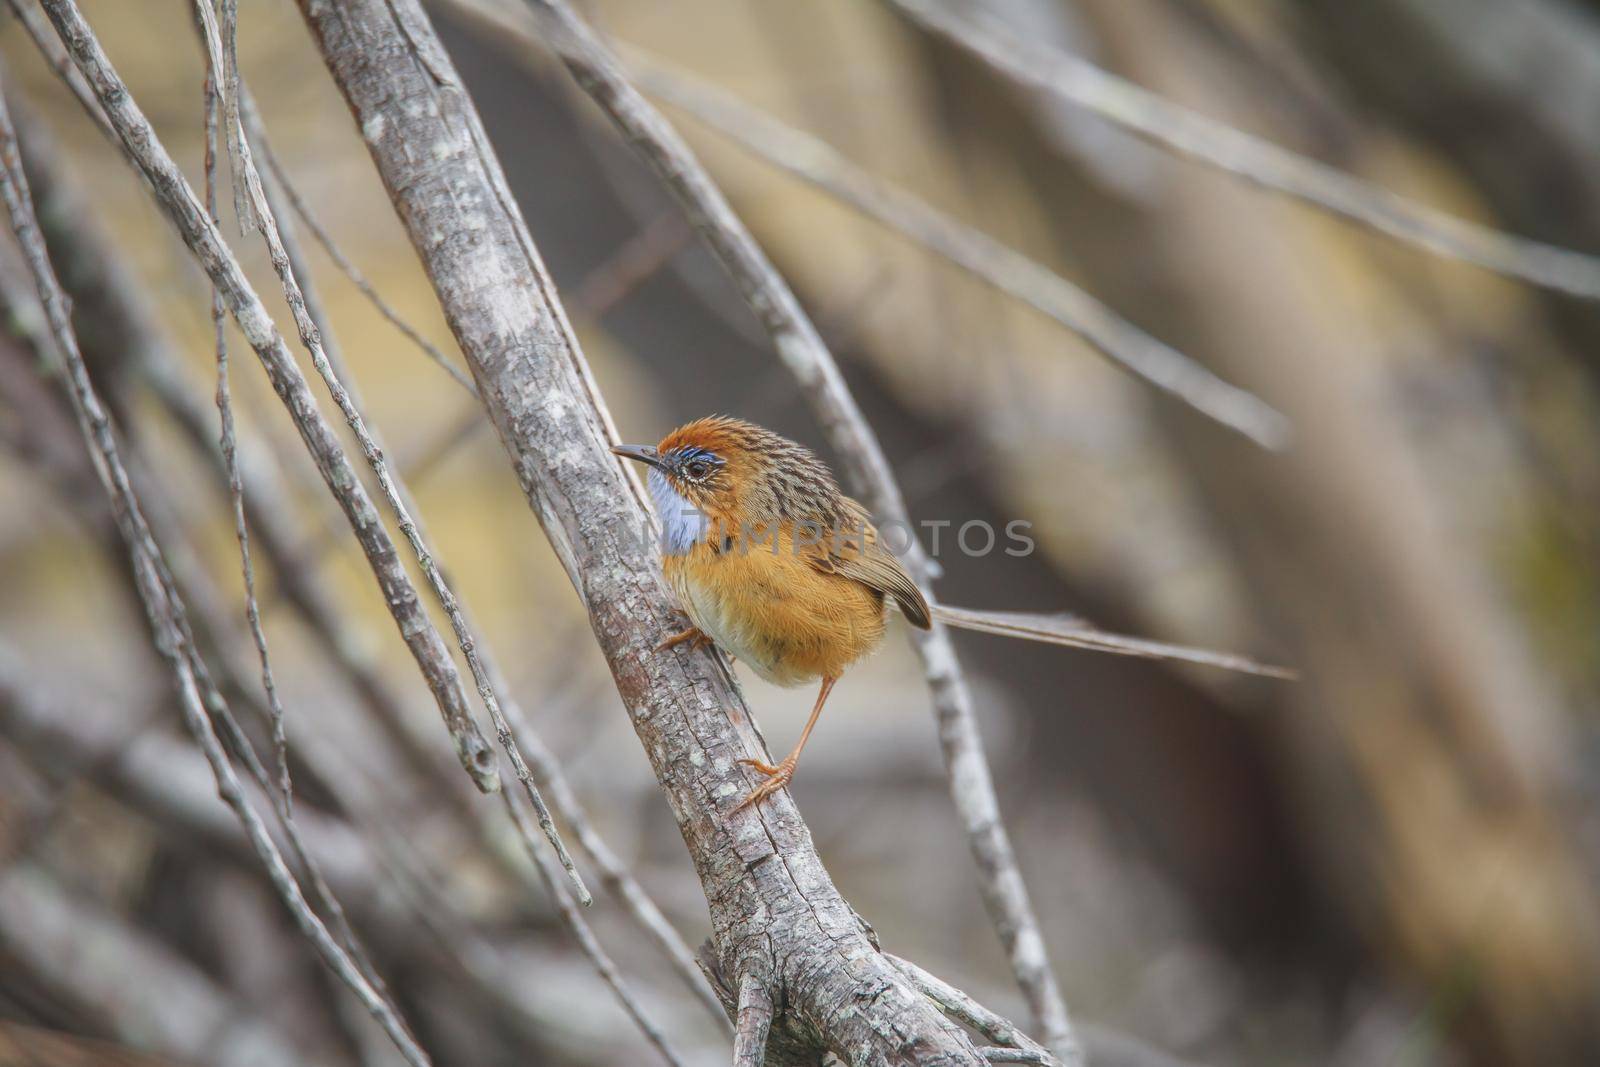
732, 974, 774, 1067
13, 31, 727, 1031
449, 0, 1284, 452
614, 46, 1292, 452
888, 0, 1600, 302
33, 0, 502, 797
0, 69, 430, 1067
191, 0, 589, 902
253, 129, 478, 395
449, 0, 1083, 1057
294, 0, 998, 1060
503, 790, 687, 1067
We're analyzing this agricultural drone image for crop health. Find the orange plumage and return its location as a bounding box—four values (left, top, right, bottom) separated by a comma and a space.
612, 416, 929, 809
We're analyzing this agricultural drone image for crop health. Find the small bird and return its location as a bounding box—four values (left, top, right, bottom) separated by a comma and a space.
613, 416, 929, 810
613, 416, 1292, 810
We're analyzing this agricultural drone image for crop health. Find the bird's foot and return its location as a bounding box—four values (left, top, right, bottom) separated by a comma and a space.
733, 756, 796, 811
656, 624, 712, 654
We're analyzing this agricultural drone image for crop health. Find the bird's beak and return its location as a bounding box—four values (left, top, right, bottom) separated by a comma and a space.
610, 443, 666, 471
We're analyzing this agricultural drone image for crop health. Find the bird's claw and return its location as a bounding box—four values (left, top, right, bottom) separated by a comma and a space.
656, 625, 712, 654
734, 756, 795, 810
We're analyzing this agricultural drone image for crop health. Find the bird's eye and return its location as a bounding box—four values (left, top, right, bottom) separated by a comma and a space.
685, 460, 711, 481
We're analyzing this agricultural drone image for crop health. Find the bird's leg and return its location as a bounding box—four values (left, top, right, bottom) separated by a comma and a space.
735, 676, 837, 810
656, 622, 712, 654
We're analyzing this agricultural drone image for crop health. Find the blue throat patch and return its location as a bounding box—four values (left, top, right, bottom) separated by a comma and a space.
649, 468, 705, 555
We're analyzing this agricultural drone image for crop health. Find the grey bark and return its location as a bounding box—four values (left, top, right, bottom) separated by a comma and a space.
294, 0, 988, 1062
36, 0, 502, 798
443, 2, 1079, 1057
0, 63, 430, 1066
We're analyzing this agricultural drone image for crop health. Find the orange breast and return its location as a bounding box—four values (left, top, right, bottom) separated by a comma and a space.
663, 530, 888, 687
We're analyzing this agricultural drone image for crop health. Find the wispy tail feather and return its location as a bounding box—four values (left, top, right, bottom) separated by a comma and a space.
930, 604, 1297, 680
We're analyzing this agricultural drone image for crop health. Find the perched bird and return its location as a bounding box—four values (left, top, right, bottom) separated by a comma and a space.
613, 416, 1291, 810
613, 416, 928, 809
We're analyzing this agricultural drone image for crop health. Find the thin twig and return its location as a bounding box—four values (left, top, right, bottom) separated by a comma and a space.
20, 27, 480, 809
200, 0, 288, 846
467, 0, 1082, 1058
502, 789, 687, 1067
192, 0, 588, 900
298, 0, 991, 1060
253, 136, 478, 394
889, 954, 1057, 1061
0, 72, 431, 1067
195, 9, 408, 1027
620, 46, 1291, 450
732, 974, 773, 1067
34, 0, 503, 796
888, 0, 1600, 302
480, 644, 731, 1029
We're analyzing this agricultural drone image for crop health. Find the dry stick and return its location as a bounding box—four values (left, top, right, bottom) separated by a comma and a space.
40, 10, 712, 1011
253, 160, 727, 1020
502, 790, 687, 1067
297, 0, 989, 1061
196, 26, 412, 1030
144, 347, 473, 805
230, 72, 728, 1037
0, 77, 432, 1067
0, 667, 602, 1064
731, 975, 773, 1067
499, 0, 1286, 455
621, 49, 1292, 452
474, 1, 1083, 1059
200, 0, 288, 849
226, 27, 592, 913
888, 0, 1600, 303
476, 639, 731, 1030
34, 0, 502, 799
254, 138, 478, 395
190, 0, 590, 903
277, 203, 684, 581
890, 954, 1059, 1062
10, 3, 480, 807
7, 87, 409, 1037
891, 956, 1200, 1067
19, 4, 698, 1035
982, 1052, 1049, 1065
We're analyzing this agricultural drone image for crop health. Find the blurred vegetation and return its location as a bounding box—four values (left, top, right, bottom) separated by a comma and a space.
1, 1, 1599, 1065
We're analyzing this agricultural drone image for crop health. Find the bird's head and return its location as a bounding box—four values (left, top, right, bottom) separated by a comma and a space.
612, 416, 840, 550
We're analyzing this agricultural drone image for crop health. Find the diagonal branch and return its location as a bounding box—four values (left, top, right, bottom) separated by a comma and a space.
448, 0, 1082, 1058
33, 0, 502, 799
0, 71, 431, 1067
295, 0, 993, 1061
888, 0, 1600, 302
616, 47, 1291, 451
190, 0, 588, 903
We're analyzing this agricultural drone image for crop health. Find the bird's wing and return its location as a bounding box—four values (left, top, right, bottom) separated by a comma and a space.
807, 498, 932, 629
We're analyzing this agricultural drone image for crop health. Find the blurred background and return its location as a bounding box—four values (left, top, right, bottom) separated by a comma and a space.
2, 0, 1599, 1064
